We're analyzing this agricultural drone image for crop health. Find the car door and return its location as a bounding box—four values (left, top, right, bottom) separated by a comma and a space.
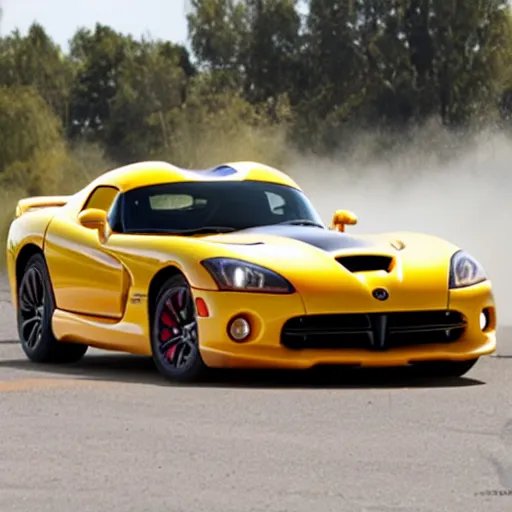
44, 185, 129, 319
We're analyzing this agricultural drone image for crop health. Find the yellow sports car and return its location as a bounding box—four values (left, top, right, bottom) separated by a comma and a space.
6, 161, 496, 382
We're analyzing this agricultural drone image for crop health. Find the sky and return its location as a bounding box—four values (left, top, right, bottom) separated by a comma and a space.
0, 0, 190, 50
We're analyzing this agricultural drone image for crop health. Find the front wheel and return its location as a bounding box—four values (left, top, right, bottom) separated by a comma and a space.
150, 274, 208, 382
17, 253, 88, 364
413, 358, 479, 379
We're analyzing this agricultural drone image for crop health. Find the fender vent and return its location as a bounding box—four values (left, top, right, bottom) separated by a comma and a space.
336, 255, 393, 273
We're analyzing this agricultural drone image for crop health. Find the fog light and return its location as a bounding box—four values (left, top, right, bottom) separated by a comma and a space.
228, 317, 251, 342
479, 311, 488, 331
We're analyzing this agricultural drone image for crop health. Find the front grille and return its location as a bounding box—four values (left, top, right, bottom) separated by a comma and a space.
281, 310, 466, 351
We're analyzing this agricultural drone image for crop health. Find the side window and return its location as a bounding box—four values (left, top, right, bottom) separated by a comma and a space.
265, 192, 286, 216
82, 186, 119, 212
107, 193, 124, 232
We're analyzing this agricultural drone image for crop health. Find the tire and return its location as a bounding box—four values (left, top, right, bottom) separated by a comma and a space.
413, 358, 479, 379
17, 253, 88, 364
150, 274, 208, 382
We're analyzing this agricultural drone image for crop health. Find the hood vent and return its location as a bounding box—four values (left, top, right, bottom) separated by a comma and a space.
336, 255, 393, 273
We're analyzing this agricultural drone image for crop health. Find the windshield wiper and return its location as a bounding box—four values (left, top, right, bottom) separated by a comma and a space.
276, 219, 324, 228
176, 226, 238, 235
124, 226, 237, 235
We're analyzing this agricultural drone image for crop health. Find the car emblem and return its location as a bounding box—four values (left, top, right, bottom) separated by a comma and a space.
372, 288, 389, 301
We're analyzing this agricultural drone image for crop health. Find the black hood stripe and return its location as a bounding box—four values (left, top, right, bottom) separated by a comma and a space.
234, 225, 376, 252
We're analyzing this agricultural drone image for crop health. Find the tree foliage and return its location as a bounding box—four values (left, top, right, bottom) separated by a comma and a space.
0, 85, 68, 195
1, 0, 512, 200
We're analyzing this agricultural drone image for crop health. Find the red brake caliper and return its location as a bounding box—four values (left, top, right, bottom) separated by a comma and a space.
160, 306, 178, 360
160, 289, 188, 362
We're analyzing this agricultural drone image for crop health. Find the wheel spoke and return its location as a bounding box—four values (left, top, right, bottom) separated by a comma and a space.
175, 344, 188, 367
182, 290, 195, 324
165, 297, 183, 327
26, 321, 39, 348
173, 342, 192, 368
19, 266, 45, 350
21, 315, 40, 331
19, 295, 34, 312
19, 294, 28, 312
20, 279, 35, 311
34, 323, 42, 345
159, 335, 183, 354
170, 287, 194, 325
34, 273, 43, 304
28, 270, 39, 306
29, 271, 38, 303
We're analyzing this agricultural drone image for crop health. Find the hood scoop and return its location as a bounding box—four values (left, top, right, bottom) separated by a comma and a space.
336, 255, 393, 273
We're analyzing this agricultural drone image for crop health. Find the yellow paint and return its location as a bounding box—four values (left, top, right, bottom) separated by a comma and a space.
83, 185, 119, 211
331, 209, 358, 232
15, 196, 70, 218
194, 281, 496, 369
6, 160, 498, 369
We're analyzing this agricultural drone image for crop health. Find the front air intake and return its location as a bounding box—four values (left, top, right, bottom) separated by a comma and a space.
336, 255, 393, 273
281, 310, 467, 351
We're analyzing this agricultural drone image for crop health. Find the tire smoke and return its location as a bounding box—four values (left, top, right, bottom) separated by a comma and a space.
286, 125, 512, 325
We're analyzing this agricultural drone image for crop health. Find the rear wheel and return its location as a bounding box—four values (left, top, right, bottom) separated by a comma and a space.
17, 253, 88, 363
413, 358, 479, 378
150, 274, 208, 382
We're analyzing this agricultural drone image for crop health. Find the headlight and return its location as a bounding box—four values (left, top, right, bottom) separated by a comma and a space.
201, 257, 295, 294
449, 250, 487, 288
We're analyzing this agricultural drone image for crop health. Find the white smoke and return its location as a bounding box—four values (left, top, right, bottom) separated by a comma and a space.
285, 123, 512, 325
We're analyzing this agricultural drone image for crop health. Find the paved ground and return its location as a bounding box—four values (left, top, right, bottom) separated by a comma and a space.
0, 277, 511, 512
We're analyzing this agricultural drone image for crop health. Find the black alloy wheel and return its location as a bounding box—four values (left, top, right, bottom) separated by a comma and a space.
19, 265, 45, 350
17, 253, 88, 363
151, 274, 208, 382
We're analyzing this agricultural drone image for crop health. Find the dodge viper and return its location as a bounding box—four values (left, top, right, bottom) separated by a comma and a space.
6, 160, 496, 382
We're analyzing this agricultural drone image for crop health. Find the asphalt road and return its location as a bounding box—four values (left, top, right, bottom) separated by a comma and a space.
0, 276, 511, 512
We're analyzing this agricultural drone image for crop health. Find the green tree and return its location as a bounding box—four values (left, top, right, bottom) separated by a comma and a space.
0, 0, 511, 198
243, 0, 303, 106
404, 0, 511, 125
67, 24, 136, 140
153, 71, 290, 169
0, 86, 68, 195
104, 40, 191, 163
0, 23, 74, 126
187, 0, 249, 71
305, 0, 367, 113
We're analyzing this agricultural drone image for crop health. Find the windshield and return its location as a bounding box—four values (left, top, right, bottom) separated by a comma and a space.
119, 180, 324, 234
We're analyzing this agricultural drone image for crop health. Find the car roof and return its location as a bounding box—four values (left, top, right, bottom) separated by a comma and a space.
87, 161, 302, 193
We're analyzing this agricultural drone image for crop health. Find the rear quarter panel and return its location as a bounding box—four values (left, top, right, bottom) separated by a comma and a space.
6, 208, 59, 306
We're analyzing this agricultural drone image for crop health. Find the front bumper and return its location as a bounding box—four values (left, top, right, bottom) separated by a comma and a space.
193, 281, 497, 369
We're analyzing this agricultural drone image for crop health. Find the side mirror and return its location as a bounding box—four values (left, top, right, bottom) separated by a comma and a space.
78, 208, 107, 231
331, 209, 358, 232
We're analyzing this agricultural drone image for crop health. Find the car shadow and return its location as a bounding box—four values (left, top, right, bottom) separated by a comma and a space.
0, 348, 485, 389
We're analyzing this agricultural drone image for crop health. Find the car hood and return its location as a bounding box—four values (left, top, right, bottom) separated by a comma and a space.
205, 224, 397, 251
199, 225, 460, 313
201, 224, 459, 262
